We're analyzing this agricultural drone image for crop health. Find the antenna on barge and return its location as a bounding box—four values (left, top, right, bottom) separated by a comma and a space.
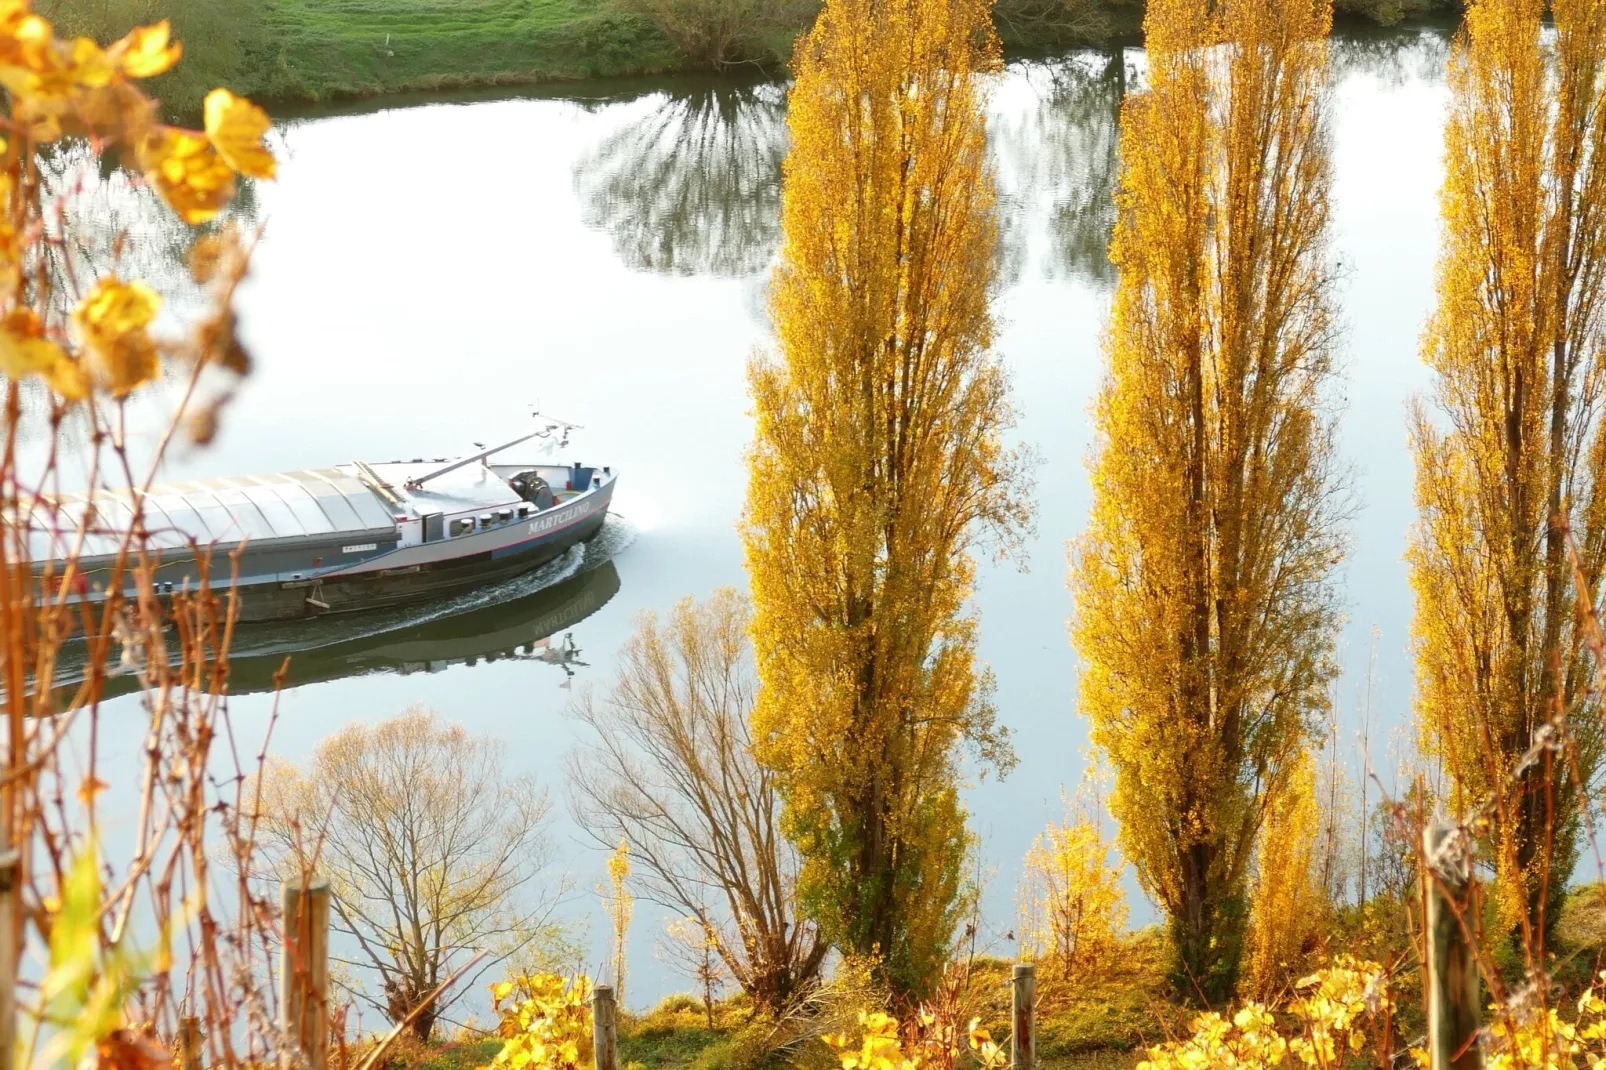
403, 412, 580, 491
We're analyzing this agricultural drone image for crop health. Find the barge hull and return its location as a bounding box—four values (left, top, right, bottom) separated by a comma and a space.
237, 511, 607, 623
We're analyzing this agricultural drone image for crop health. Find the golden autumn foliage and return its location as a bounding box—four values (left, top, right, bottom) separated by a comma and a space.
824, 1010, 1007, 1070
606, 837, 634, 1007
1071, 0, 1343, 1002
1243, 751, 1326, 1003
743, 0, 1027, 999
0, 0, 271, 405
480, 973, 594, 1070
1409, 0, 1606, 941
1137, 957, 1394, 1070
1140, 964, 1606, 1069
1016, 812, 1128, 981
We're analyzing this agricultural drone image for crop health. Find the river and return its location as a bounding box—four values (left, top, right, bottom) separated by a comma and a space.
76, 23, 1454, 1011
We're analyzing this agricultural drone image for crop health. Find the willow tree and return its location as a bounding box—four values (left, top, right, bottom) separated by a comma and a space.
1411, 0, 1606, 943
1071, 0, 1344, 1001
742, 0, 1027, 999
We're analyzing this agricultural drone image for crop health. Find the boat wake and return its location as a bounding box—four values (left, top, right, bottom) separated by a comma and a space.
222, 514, 638, 661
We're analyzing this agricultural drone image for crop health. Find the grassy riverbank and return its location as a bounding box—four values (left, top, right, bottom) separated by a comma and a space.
46, 0, 1461, 117
260, 0, 678, 101
46, 0, 679, 115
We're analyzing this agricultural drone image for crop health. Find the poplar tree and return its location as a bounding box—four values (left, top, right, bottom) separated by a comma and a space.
1410, 0, 1606, 941
742, 0, 1027, 999
1071, 0, 1344, 1001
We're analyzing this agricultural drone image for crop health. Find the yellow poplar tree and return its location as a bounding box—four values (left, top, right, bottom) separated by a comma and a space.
743, 0, 1028, 999
1071, 0, 1344, 1001
1017, 814, 1128, 981
1243, 751, 1325, 1002
1410, 0, 1606, 943
606, 839, 633, 1006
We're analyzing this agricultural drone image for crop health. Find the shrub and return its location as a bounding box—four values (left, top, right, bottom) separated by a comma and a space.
823, 1010, 1006, 1070
478, 974, 594, 1070
611, 0, 811, 69
1136, 958, 1394, 1070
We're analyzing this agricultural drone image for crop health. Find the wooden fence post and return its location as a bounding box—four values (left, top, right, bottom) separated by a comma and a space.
592, 984, 618, 1070
0, 850, 18, 1070
281, 876, 330, 1070
1424, 820, 1480, 1069
177, 1016, 203, 1070
1012, 962, 1036, 1070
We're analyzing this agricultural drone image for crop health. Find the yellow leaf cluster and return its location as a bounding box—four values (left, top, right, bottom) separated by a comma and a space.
479, 973, 593, 1070
72, 276, 160, 398
825, 1009, 1006, 1070
1140, 962, 1606, 1068
0, 0, 272, 403
1137, 957, 1391, 1070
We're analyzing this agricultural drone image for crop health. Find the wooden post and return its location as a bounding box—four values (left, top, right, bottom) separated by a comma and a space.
1012, 963, 1036, 1070
0, 851, 18, 1070
177, 1016, 203, 1070
592, 984, 618, 1070
281, 876, 330, 1070
1423, 820, 1480, 1069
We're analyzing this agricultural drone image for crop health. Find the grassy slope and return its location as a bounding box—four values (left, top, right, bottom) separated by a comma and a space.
259, 0, 678, 104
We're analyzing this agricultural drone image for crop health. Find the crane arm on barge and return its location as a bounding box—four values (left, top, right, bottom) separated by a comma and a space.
402, 414, 580, 492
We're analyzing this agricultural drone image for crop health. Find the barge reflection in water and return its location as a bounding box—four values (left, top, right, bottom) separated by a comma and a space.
49, 548, 622, 703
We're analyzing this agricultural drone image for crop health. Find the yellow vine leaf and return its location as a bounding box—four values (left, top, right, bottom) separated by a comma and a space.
72, 277, 161, 397
204, 88, 275, 179
108, 20, 180, 79
138, 126, 236, 224
0, 309, 87, 400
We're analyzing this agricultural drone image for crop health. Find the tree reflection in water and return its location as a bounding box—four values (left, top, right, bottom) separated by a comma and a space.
989, 49, 1126, 288
1330, 23, 1450, 88
17, 142, 263, 447
574, 80, 788, 277
34, 140, 262, 331
1043, 50, 1124, 287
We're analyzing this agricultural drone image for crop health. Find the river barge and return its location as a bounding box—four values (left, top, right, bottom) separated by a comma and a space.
23, 416, 617, 625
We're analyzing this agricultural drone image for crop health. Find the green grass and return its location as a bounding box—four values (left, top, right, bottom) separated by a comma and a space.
258, 0, 678, 105
45, 0, 680, 114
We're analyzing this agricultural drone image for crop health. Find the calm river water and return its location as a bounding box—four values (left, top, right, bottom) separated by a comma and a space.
80, 24, 1454, 1008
